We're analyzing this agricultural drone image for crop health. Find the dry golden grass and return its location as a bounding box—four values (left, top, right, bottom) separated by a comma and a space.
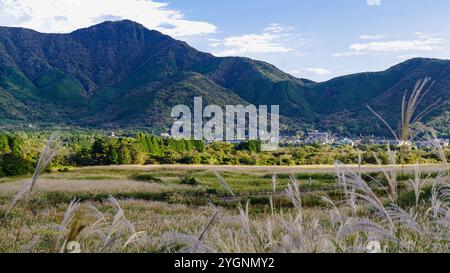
0, 178, 190, 195
80, 163, 446, 175
0, 136, 447, 253
0, 197, 337, 253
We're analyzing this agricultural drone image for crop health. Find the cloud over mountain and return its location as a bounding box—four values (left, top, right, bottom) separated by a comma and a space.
209, 23, 297, 56
0, 0, 216, 36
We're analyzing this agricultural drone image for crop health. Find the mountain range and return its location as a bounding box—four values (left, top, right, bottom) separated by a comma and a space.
0, 20, 449, 136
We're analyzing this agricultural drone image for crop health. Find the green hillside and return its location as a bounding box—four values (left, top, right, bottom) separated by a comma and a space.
0, 20, 448, 136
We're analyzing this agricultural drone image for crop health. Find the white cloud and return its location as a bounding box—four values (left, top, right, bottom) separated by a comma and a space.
289, 68, 333, 80
359, 34, 386, 40
304, 68, 333, 76
366, 0, 382, 6
334, 33, 446, 57
396, 54, 420, 60
0, 0, 217, 37
210, 23, 296, 56
332, 51, 368, 57
350, 37, 444, 52
263, 23, 294, 33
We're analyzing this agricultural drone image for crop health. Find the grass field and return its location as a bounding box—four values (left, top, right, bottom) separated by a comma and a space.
0, 163, 448, 253
0, 165, 340, 208
1, 164, 444, 206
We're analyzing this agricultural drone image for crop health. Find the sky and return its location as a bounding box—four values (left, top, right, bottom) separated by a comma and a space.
0, 0, 450, 81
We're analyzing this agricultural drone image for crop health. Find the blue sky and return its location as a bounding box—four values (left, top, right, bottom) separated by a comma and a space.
1, 0, 450, 81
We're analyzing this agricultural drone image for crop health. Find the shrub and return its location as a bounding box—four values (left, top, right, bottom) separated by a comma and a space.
0, 153, 35, 176
180, 176, 198, 186
58, 167, 70, 173
130, 173, 162, 183
235, 140, 261, 153
177, 154, 201, 164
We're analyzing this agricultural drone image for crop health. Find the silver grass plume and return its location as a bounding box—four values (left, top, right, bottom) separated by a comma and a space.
367, 77, 442, 145
7, 132, 61, 213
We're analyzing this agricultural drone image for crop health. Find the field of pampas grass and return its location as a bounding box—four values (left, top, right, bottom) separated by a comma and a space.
0, 143, 448, 253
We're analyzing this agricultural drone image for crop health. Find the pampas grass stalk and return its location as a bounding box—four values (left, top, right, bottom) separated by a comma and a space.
7, 132, 61, 214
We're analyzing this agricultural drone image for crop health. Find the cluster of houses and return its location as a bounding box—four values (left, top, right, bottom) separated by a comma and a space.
415, 139, 450, 148
159, 130, 449, 149
281, 132, 357, 147
280, 131, 450, 148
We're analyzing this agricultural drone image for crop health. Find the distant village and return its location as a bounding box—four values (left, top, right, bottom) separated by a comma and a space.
279, 131, 450, 148
158, 130, 450, 148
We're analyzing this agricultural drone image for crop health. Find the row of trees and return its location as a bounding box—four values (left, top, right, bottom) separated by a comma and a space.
0, 131, 448, 177
0, 133, 36, 176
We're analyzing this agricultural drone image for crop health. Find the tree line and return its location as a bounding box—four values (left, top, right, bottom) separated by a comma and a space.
0, 131, 448, 177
